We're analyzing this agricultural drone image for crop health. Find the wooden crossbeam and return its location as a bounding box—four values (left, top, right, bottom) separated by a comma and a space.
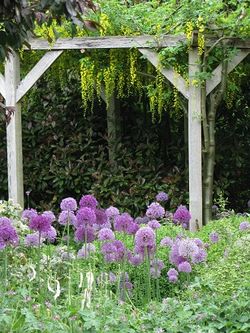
139, 48, 189, 99
206, 50, 250, 95
16, 51, 63, 102
0, 73, 5, 99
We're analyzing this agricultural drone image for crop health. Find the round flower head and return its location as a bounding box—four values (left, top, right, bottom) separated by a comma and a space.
101, 240, 125, 262
167, 268, 178, 283
74, 225, 95, 243
134, 226, 156, 256
165, 211, 173, 220
178, 261, 192, 273
160, 236, 174, 248
134, 217, 145, 225
98, 228, 115, 241
146, 202, 165, 220
239, 221, 250, 231
42, 226, 57, 243
29, 214, 51, 233
150, 259, 165, 278
79, 194, 98, 209
76, 207, 96, 227
191, 248, 207, 263
193, 238, 203, 247
209, 231, 219, 243
24, 233, 40, 247
0, 217, 19, 249
42, 211, 56, 223
95, 208, 108, 225
126, 222, 139, 235
77, 244, 96, 259
114, 213, 134, 233
173, 205, 191, 228
58, 211, 77, 226
148, 219, 161, 230
169, 241, 186, 266
21, 209, 37, 222
156, 192, 169, 202
106, 206, 119, 219
128, 253, 144, 266
60, 197, 77, 211
168, 274, 178, 283
178, 239, 199, 259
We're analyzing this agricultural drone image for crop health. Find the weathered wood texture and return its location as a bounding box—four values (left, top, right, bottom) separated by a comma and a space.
188, 48, 203, 231
0, 73, 5, 99
139, 48, 189, 99
16, 51, 63, 102
206, 50, 250, 95
5, 52, 24, 207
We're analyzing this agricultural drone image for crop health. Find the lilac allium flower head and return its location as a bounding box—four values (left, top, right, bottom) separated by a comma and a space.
98, 228, 115, 241
114, 213, 134, 233
167, 268, 178, 282
101, 240, 125, 262
0, 217, 19, 249
156, 192, 169, 202
165, 211, 173, 220
191, 248, 207, 263
134, 217, 145, 225
193, 238, 203, 247
134, 226, 156, 256
60, 197, 77, 211
95, 208, 108, 225
169, 241, 186, 266
146, 202, 165, 220
76, 207, 96, 227
148, 219, 161, 230
58, 211, 77, 226
21, 209, 37, 222
24, 233, 40, 247
42, 226, 57, 243
178, 261, 192, 273
160, 236, 174, 248
29, 214, 51, 233
79, 194, 98, 209
106, 206, 119, 219
168, 274, 178, 283
74, 225, 95, 243
209, 231, 219, 243
150, 259, 165, 278
178, 239, 199, 259
239, 221, 250, 231
128, 253, 144, 266
173, 205, 191, 229
77, 244, 96, 258
126, 222, 139, 235
42, 211, 56, 223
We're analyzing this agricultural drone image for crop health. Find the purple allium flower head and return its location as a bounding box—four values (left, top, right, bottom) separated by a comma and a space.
239, 221, 250, 231
134, 217, 144, 225
74, 225, 95, 243
58, 211, 77, 226
79, 194, 98, 209
169, 275, 178, 282
178, 239, 199, 259
134, 226, 156, 256
106, 206, 120, 219
167, 268, 178, 282
146, 202, 165, 220
0, 217, 19, 249
29, 214, 51, 233
169, 241, 186, 266
178, 261, 192, 273
98, 228, 115, 241
156, 191, 169, 202
42, 226, 57, 243
101, 240, 125, 262
114, 213, 134, 233
42, 211, 56, 223
24, 233, 40, 247
128, 253, 144, 266
126, 222, 139, 235
76, 207, 96, 227
148, 219, 161, 230
160, 236, 174, 248
193, 238, 203, 247
21, 209, 37, 222
124, 281, 133, 290
191, 248, 207, 263
150, 259, 165, 278
60, 197, 77, 211
77, 244, 96, 258
95, 208, 108, 225
209, 231, 219, 243
173, 205, 191, 229
165, 211, 173, 220
109, 272, 117, 284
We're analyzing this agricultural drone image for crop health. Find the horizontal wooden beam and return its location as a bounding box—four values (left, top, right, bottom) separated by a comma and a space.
206, 50, 250, 95
206, 36, 250, 49
16, 50, 63, 102
26, 35, 186, 50
0, 73, 5, 99
139, 48, 189, 99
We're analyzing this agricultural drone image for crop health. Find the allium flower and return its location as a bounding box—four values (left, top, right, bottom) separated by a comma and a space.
178, 239, 199, 259
173, 205, 191, 229
101, 240, 125, 262
79, 194, 98, 209
239, 221, 250, 231
150, 259, 165, 278
126, 222, 139, 235
146, 202, 165, 219
60, 197, 77, 211
134, 226, 156, 256
109, 272, 117, 284
209, 231, 219, 243
160, 236, 174, 248
22, 209, 37, 222
58, 211, 77, 226
178, 261, 192, 273
193, 238, 203, 247
106, 206, 120, 219
98, 228, 115, 241
128, 254, 144, 266
24, 233, 40, 247
169, 241, 186, 266
95, 208, 108, 225
165, 211, 173, 220
29, 214, 52, 233
42, 226, 57, 243
74, 226, 95, 243
167, 268, 178, 283
148, 220, 161, 230
0, 217, 19, 249
114, 213, 134, 233
191, 248, 207, 263
42, 211, 56, 223
76, 207, 96, 227
156, 192, 169, 202
134, 217, 145, 225
77, 244, 96, 258
168, 275, 178, 283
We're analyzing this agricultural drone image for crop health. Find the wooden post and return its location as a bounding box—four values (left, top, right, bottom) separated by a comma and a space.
188, 48, 203, 231
5, 52, 24, 207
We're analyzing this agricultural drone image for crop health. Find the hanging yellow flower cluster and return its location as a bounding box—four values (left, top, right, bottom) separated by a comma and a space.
80, 57, 95, 113
185, 21, 194, 42
197, 16, 205, 56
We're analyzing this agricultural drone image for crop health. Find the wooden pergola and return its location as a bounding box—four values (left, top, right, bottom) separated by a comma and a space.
0, 34, 249, 230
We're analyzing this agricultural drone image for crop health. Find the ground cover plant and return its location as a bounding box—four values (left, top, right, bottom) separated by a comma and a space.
0, 194, 249, 332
